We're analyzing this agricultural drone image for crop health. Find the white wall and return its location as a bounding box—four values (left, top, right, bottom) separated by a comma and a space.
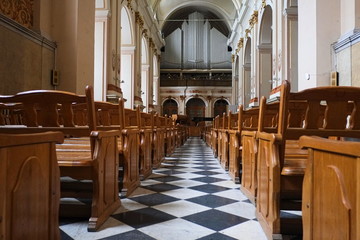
298, 0, 340, 90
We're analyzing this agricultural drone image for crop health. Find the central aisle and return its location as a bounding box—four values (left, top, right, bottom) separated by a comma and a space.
60, 137, 267, 240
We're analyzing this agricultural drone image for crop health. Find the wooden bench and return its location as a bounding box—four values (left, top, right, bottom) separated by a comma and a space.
0, 132, 64, 240
216, 115, 224, 161
0, 86, 121, 232
219, 112, 230, 170
0, 103, 24, 125
240, 102, 279, 203
256, 80, 360, 239
165, 115, 175, 156
299, 136, 360, 240
119, 100, 141, 196
204, 125, 212, 147
211, 115, 220, 157
153, 114, 166, 167
228, 105, 258, 184
91, 99, 143, 197
139, 110, 154, 179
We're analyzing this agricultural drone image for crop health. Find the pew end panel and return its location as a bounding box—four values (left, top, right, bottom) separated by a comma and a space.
300, 136, 360, 240
139, 111, 154, 180
228, 129, 241, 184
240, 130, 258, 203
0, 132, 64, 240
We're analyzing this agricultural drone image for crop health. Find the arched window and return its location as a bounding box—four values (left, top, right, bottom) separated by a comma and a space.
163, 99, 178, 116
214, 99, 228, 117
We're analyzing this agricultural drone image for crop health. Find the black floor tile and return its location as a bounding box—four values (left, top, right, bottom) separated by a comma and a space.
149, 176, 182, 182
193, 166, 219, 170
189, 184, 230, 193
112, 208, 176, 229
60, 229, 73, 240
130, 193, 179, 206
191, 176, 225, 183
186, 194, 237, 208
191, 170, 222, 176
153, 169, 185, 175
197, 232, 238, 240
99, 230, 157, 240
141, 183, 182, 192
183, 209, 248, 231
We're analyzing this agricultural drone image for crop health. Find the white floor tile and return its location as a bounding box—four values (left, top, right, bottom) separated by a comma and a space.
161, 188, 207, 199
216, 202, 256, 219
60, 217, 133, 240
220, 220, 267, 240
213, 189, 249, 201
153, 200, 211, 217
113, 198, 148, 214
167, 179, 205, 188
139, 218, 215, 240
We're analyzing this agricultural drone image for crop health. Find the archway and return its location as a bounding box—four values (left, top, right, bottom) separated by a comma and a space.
214, 99, 229, 117
244, 38, 252, 107
258, 5, 273, 99
186, 98, 206, 126
163, 99, 178, 116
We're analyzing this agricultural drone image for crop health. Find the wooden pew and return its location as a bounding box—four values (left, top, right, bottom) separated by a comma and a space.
0, 132, 64, 240
205, 125, 212, 147
228, 105, 258, 184
211, 115, 220, 157
256, 80, 360, 239
0, 86, 121, 232
219, 112, 230, 170
0, 103, 24, 125
91, 99, 142, 196
139, 110, 154, 180
119, 100, 141, 196
217, 115, 224, 161
299, 136, 360, 240
165, 115, 175, 156
152, 113, 165, 168
240, 102, 279, 202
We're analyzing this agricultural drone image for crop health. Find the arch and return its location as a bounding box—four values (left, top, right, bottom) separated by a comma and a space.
185, 96, 208, 108
186, 97, 206, 126
160, 2, 232, 34
141, 37, 149, 64
213, 98, 229, 117
161, 97, 180, 106
121, 6, 135, 108
243, 38, 252, 106
153, 55, 159, 106
234, 55, 240, 105
258, 5, 273, 100
162, 98, 178, 116
121, 7, 134, 45
141, 36, 150, 111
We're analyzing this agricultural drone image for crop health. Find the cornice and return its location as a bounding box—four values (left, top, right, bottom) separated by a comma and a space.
0, 13, 56, 50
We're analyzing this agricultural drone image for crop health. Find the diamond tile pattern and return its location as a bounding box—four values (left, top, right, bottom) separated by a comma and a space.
60, 137, 270, 239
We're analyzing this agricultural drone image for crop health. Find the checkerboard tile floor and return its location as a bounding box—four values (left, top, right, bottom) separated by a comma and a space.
60, 137, 300, 240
